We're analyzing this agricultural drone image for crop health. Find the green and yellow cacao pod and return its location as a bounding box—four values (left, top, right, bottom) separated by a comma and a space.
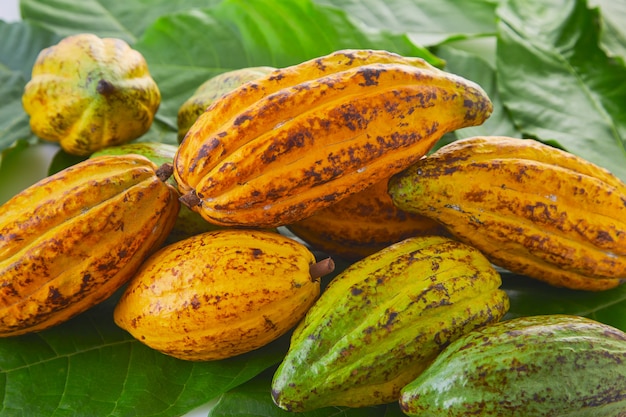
287, 178, 449, 260
177, 66, 276, 142
271, 235, 509, 411
388, 135, 626, 291
174, 49, 493, 228
113, 229, 332, 361
400, 314, 626, 417
22, 33, 161, 156
0, 154, 179, 337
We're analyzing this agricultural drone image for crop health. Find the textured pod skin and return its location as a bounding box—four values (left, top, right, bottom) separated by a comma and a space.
287, 178, 449, 260
22, 33, 161, 156
0, 155, 180, 337
177, 66, 276, 142
399, 315, 626, 417
174, 49, 493, 228
91, 142, 223, 243
388, 136, 626, 291
271, 235, 509, 411
114, 229, 323, 361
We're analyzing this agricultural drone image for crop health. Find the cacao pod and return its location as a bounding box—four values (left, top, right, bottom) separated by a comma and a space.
177, 66, 276, 142
271, 235, 509, 411
113, 229, 333, 361
91, 141, 224, 243
0, 154, 179, 337
388, 135, 626, 291
174, 49, 493, 228
22, 33, 161, 156
287, 178, 449, 260
400, 314, 626, 417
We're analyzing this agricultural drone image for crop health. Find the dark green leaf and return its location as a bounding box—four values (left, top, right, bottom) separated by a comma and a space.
496, 0, 626, 181
502, 272, 626, 332
0, 293, 286, 417
590, 0, 626, 61
207, 369, 388, 417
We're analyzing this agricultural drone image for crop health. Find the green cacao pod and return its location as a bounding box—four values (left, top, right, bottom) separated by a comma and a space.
0, 154, 179, 337
400, 314, 626, 417
388, 135, 626, 291
271, 235, 509, 411
174, 49, 493, 228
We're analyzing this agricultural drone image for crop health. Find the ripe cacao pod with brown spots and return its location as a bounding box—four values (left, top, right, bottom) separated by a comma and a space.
174, 49, 493, 228
271, 235, 509, 411
389, 135, 626, 291
0, 154, 179, 337
177, 66, 276, 142
113, 229, 334, 361
287, 178, 449, 260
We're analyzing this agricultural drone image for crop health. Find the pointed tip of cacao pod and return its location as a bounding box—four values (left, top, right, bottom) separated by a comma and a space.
155, 163, 174, 182
309, 257, 335, 280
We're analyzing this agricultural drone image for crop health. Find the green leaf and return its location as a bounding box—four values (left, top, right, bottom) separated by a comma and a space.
135, 0, 445, 135
590, 0, 626, 61
0, 20, 61, 152
502, 272, 626, 332
207, 369, 389, 417
0, 293, 287, 417
0, 139, 58, 204
20, 0, 221, 44
496, 0, 626, 181
315, 0, 499, 46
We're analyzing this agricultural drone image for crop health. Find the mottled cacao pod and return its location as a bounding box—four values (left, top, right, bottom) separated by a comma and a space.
400, 315, 626, 417
271, 235, 509, 411
114, 229, 333, 361
0, 155, 179, 336
177, 66, 276, 142
389, 135, 626, 291
287, 178, 449, 260
22, 33, 161, 156
174, 49, 493, 228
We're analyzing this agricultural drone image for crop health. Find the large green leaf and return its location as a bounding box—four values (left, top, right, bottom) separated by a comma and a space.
135, 0, 444, 134
0, 293, 287, 417
496, 0, 626, 181
19, 0, 221, 44
315, 0, 499, 46
502, 272, 626, 331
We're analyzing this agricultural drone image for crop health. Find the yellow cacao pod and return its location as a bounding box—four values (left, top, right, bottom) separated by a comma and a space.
113, 229, 332, 361
271, 235, 509, 411
177, 66, 276, 142
389, 136, 626, 291
0, 155, 180, 337
287, 178, 449, 260
22, 33, 161, 156
174, 49, 493, 228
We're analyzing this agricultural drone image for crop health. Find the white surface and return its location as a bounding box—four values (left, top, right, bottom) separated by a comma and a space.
0, 0, 20, 21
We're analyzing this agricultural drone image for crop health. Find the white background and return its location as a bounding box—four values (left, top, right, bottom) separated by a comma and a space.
0, 0, 20, 21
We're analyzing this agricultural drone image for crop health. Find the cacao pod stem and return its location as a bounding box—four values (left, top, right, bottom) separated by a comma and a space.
96, 79, 116, 96
156, 163, 174, 183
179, 190, 201, 208
309, 257, 335, 281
